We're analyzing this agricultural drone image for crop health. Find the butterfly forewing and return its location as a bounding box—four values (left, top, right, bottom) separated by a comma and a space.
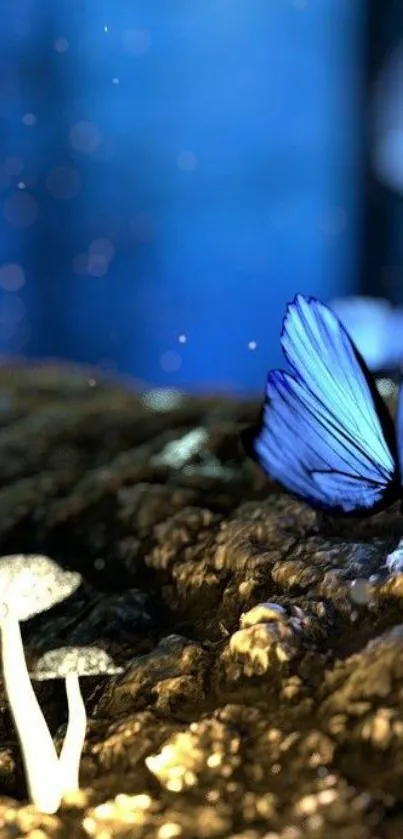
245, 295, 399, 514
282, 296, 395, 465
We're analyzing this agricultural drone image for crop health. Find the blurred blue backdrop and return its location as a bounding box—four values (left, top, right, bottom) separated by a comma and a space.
0, 0, 365, 392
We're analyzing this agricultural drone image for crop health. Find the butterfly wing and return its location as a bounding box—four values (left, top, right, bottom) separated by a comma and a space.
244, 295, 399, 514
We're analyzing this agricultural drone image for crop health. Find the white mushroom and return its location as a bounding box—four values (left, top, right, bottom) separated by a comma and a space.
0, 554, 82, 813
31, 645, 123, 796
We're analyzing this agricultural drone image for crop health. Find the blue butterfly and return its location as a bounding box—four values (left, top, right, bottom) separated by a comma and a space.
243, 294, 401, 516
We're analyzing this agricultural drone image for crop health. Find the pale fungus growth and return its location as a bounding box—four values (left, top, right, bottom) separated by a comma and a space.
0, 554, 123, 814
0, 554, 82, 814
31, 646, 123, 796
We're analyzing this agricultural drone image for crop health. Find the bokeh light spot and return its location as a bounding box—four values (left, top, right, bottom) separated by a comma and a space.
69, 121, 101, 154
122, 29, 150, 55
54, 37, 69, 53
4, 156, 24, 176
45, 166, 82, 200
73, 253, 88, 276
22, 113, 37, 126
10, 320, 31, 351
13, 18, 30, 37
87, 254, 109, 277
248, 340, 257, 350
160, 351, 182, 372
89, 238, 115, 262
3, 192, 38, 228
0, 295, 26, 326
176, 150, 197, 171
94, 558, 106, 571
0, 263, 25, 292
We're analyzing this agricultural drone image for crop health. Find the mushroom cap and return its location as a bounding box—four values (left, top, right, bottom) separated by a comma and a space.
0, 555, 82, 622
31, 646, 124, 680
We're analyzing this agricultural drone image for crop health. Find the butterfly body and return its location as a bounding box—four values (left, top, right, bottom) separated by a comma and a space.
243, 295, 403, 517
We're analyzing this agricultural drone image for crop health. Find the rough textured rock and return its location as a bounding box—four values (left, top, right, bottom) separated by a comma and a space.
0, 364, 402, 837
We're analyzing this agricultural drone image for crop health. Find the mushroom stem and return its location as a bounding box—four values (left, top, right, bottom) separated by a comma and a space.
59, 673, 87, 795
0, 616, 62, 814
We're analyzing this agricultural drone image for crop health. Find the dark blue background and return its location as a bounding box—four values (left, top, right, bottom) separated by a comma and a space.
0, 0, 364, 392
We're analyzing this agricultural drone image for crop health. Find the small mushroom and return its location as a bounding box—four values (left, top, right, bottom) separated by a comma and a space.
0, 554, 82, 814
31, 646, 123, 796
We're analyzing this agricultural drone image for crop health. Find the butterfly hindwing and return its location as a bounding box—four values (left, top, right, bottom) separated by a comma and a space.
244, 295, 399, 514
